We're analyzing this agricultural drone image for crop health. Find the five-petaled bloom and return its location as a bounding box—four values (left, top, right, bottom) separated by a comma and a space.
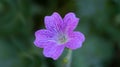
34, 12, 85, 60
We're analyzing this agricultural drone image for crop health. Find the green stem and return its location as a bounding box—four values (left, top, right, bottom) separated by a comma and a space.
64, 49, 72, 67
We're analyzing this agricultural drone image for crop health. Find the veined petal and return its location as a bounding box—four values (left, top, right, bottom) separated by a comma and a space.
34, 29, 55, 48
65, 31, 85, 50
63, 12, 79, 32
34, 40, 56, 48
43, 44, 65, 60
44, 12, 64, 33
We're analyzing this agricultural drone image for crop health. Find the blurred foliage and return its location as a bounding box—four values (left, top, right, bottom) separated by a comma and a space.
0, 0, 120, 67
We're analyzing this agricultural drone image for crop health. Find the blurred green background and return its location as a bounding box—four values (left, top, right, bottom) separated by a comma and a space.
0, 0, 120, 67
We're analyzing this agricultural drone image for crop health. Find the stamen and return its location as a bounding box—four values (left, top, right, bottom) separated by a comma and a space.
57, 34, 68, 44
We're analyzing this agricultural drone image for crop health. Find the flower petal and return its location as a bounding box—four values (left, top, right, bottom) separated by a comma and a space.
63, 12, 79, 32
44, 12, 64, 33
65, 31, 85, 50
34, 29, 55, 48
43, 44, 65, 60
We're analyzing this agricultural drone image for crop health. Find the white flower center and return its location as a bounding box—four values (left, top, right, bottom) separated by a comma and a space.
57, 34, 68, 44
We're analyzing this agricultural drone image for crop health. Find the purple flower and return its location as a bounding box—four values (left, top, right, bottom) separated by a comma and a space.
34, 12, 85, 60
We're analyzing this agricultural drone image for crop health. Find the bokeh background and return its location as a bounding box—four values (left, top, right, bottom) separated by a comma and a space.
0, 0, 120, 67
